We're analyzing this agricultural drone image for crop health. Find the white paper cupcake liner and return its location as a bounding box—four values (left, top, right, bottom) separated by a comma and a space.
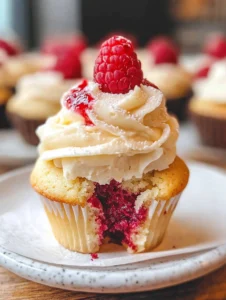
40, 196, 102, 254
40, 193, 181, 254
129, 194, 181, 253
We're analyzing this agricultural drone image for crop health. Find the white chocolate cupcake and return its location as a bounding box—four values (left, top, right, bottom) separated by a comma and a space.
31, 35, 189, 254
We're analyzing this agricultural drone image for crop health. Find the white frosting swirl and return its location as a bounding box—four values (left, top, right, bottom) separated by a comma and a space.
146, 63, 192, 99
17, 72, 75, 103
194, 59, 226, 102
6, 72, 78, 120
37, 81, 178, 184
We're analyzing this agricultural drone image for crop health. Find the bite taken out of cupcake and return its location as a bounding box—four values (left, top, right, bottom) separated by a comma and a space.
31, 36, 189, 254
6, 47, 82, 145
145, 37, 193, 121
189, 59, 226, 148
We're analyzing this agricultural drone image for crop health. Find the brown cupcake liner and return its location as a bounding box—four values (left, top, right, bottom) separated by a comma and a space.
190, 110, 226, 148
167, 90, 193, 122
7, 111, 44, 145
0, 87, 15, 128
0, 104, 11, 128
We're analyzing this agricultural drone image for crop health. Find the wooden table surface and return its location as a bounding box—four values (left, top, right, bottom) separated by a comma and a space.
1, 157, 226, 300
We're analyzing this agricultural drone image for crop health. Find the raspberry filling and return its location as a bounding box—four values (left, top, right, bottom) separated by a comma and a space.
64, 79, 94, 125
88, 180, 148, 251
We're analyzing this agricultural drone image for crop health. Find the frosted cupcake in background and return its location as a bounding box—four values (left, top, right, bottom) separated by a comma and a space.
0, 38, 21, 128
31, 36, 189, 254
3, 52, 54, 90
189, 59, 226, 148
145, 37, 193, 121
185, 33, 226, 80
7, 48, 82, 145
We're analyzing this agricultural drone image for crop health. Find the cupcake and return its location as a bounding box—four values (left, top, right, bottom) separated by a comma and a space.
3, 52, 53, 90
145, 37, 193, 121
0, 38, 21, 128
7, 71, 78, 145
7, 48, 81, 145
31, 36, 189, 254
7, 46, 82, 145
189, 59, 226, 148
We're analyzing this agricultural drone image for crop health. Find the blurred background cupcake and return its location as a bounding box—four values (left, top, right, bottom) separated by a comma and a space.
3, 52, 54, 92
145, 37, 193, 121
6, 45, 82, 145
0, 37, 21, 128
189, 59, 226, 148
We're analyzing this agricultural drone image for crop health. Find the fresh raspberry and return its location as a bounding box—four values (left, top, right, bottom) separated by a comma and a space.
195, 65, 211, 79
97, 32, 138, 49
148, 37, 179, 64
204, 35, 226, 59
0, 39, 20, 56
94, 35, 143, 94
45, 48, 82, 79
64, 79, 94, 125
142, 78, 159, 89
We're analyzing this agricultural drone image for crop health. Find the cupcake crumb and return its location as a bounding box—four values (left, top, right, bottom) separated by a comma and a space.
91, 253, 99, 261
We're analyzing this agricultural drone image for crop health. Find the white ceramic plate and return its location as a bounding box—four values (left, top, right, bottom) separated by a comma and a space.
0, 130, 37, 166
0, 164, 226, 293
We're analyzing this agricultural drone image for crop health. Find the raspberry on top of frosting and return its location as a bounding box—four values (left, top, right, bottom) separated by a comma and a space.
44, 47, 82, 79
94, 35, 143, 94
147, 36, 179, 65
204, 34, 226, 59
0, 39, 21, 57
61, 35, 158, 125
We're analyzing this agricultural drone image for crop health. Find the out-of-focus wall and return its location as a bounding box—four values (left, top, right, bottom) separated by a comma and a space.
0, 0, 13, 34
34, 0, 81, 45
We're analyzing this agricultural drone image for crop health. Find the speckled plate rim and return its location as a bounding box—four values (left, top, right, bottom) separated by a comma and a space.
1, 242, 226, 293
